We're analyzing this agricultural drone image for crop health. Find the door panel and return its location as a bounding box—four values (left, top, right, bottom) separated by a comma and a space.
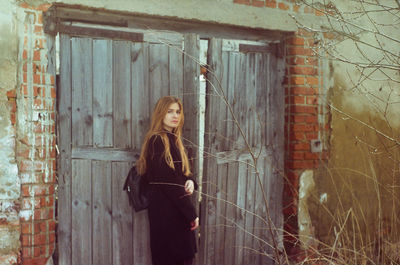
58, 32, 199, 265
200, 38, 285, 265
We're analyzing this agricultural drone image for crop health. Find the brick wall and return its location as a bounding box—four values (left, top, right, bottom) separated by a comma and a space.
16, 3, 56, 265
234, 0, 330, 259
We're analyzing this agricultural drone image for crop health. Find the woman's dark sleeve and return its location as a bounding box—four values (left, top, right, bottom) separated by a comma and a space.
147, 135, 197, 223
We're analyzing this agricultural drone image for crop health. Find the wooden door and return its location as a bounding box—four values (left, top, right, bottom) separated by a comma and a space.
200, 39, 285, 265
57, 32, 199, 265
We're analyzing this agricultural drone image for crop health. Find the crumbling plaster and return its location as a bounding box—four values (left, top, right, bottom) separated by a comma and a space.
300, 0, 400, 246
0, 0, 21, 257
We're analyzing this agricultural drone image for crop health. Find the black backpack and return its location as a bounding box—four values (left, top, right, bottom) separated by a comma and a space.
123, 166, 150, 212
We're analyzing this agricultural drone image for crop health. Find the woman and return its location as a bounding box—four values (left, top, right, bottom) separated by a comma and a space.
137, 96, 199, 265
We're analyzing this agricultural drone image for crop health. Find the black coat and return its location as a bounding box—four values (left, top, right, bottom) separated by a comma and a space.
146, 132, 198, 265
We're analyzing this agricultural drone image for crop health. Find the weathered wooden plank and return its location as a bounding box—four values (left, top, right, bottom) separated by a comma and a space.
112, 162, 134, 265
183, 34, 200, 174
215, 163, 227, 265
245, 53, 256, 147
113, 40, 132, 148
224, 162, 238, 265
71, 159, 92, 265
58, 33, 72, 265
149, 43, 169, 108
255, 53, 266, 147
244, 160, 256, 264
92, 161, 112, 265
133, 197, 152, 264
200, 37, 219, 265
93, 39, 113, 147
235, 161, 247, 265
226, 52, 237, 150
253, 160, 266, 265
71, 147, 139, 161
58, 24, 143, 42
71, 37, 93, 146
169, 45, 184, 98
131, 42, 150, 150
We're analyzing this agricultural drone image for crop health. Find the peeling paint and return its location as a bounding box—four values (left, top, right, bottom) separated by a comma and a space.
298, 170, 317, 249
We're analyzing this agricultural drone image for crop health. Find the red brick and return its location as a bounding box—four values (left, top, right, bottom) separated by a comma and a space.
306, 96, 318, 105
304, 153, 320, 159
37, 13, 43, 24
290, 151, 304, 160
33, 50, 40, 61
34, 25, 42, 34
49, 232, 55, 243
292, 124, 314, 132
233, 0, 251, 5
291, 86, 317, 95
10, 101, 17, 112
290, 66, 317, 75
305, 132, 318, 140
290, 105, 318, 114
22, 246, 32, 258
290, 132, 305, 141
22, 257, 49, 265
10, 113, 16, 124
305, 57, 318, 66
291, 96, 305, 104
252, 0, 264, 7
265, 0, 276, 8
23, 50, 28, 60
288, 47, 314, 56
291, 143, 310, 151
293, 4, 300, 12
278, 2, 289, 10
306, 76, 319, 85
287, 56, 305, 65
291, 115, 306, 123
33, 74, 41, 84
290, 76, 305, 85
305, 116, 318, 124
7, 89, 16, 98
21, 223, 32, 234
315, 9, 324, 16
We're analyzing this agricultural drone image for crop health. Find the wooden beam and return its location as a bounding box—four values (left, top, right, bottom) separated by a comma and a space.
58, 24, 143, 41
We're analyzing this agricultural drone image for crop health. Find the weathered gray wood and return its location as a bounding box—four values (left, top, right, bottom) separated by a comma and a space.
202, 38, 285, 265
71, 159, 92, 265
71, 147, 139, 161
244, 160, 256, 264
58, 24, 144, 41
215, 164, 227, 265
133, 200, 152, 264
149, 43, 169, 108
224, 162, 238, 265
113, 40, 132, 148
71, 37, 93, 146
131, 42, 150, 150
92, 161, 112, 265
112, 162, 134, 265
93, 39, 113, 147
58, 33, 72, 265
235, 162, 247, 265
169, 45, 184, 97
183, 34, 200, 173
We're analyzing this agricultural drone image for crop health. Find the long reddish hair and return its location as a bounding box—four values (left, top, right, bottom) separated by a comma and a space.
136, 96, 191, 176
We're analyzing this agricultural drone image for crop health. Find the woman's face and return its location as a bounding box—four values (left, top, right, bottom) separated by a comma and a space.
163, 103, 181, 131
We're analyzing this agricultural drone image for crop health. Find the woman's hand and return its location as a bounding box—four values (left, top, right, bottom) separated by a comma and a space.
184, 180, 194, 195
190, 217, 199, 231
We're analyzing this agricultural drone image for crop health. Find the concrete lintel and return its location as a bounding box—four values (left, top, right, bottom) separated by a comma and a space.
53, 0, 297, 32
